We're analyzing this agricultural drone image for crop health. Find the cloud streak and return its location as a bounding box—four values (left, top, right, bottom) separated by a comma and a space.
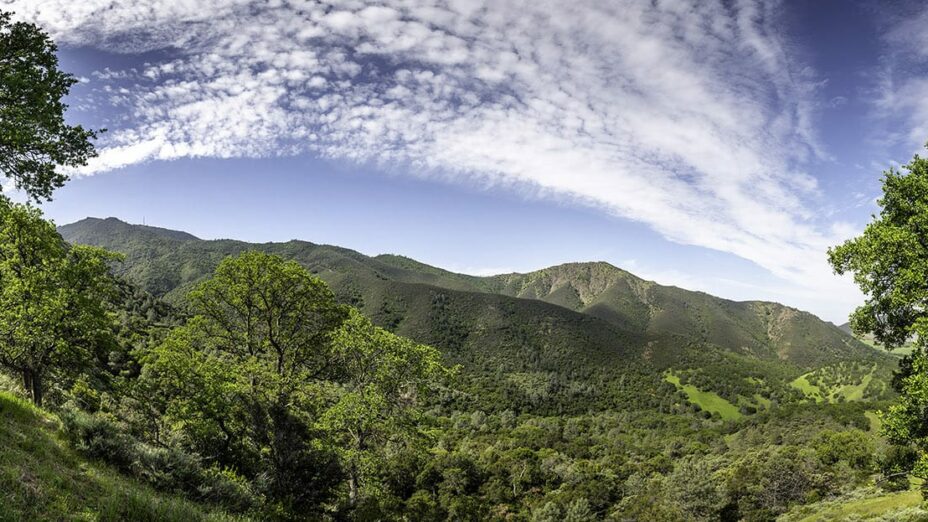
8, 0, 859, 311
870, 3, 928, 151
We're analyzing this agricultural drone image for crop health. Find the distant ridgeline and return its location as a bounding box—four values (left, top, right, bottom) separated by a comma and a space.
60, 217, 896, 418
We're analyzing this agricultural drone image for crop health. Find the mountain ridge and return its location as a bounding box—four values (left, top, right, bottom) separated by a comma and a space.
58, 216, 890, 414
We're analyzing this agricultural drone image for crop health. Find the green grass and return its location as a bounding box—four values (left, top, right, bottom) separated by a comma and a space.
834, 372, 873, 402
0, 391, 246, 522
790, 368, 879, 403
665, 373, 742, 421
790, 374, 824, 402
859, 336, 917, 357
784, 489, 924, 521
752, 394, 772, 408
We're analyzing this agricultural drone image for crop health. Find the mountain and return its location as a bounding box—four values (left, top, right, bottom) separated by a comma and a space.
59, 217, 894, 414
401, 259, 861, 368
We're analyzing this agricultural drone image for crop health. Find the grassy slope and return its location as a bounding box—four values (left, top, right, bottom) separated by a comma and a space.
790, 365, 884, 403
781, 489, 924, 521
0, 392, 242, 522
790, 374, 825, 402
448, 261, 880, 368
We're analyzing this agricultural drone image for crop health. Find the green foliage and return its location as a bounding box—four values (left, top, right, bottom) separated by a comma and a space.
829, 147, 928, 349
665, 372, 742, 420
59, 217, 896, 419
0, 391, 245, 521
0, 211, 898, 519
142, 252, 348, 513
830, 146, 928, 494
59, 406, 256, 511
813, 430, 874, 469
124, 251, 452, 517
0, 199, 121, 406
322, 309, 451, 507
0, 11, 98, 201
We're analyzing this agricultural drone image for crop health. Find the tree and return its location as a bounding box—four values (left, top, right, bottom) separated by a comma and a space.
145, 252, 453, 512
828, 148, 928, 348
0, 11, 99, 201
321, 309, 450, 508
666, 457, 724, 521
0, 198, 119, 405
144, 251, 348, 510
829, 146, 928, 483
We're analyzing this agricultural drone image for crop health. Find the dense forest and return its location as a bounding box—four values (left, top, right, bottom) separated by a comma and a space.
5, 7, 928, 522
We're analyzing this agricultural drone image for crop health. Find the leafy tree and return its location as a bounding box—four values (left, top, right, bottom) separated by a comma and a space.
829, 147, 928, 347
829, 146, 928, 485
0, 11, 98, 201
666, 457, 724, 521
531, 501, 561, 522
562, 497, 596, 522
813, 430, 874, 470
143, 251, 348, 510
321, 308, 450, 507
0, 198, 119, 405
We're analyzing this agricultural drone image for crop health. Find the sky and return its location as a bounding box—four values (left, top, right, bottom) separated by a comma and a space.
4, 0, 928, 324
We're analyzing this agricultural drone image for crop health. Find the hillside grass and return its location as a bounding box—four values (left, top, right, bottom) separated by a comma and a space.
782, 489, 924, 521
0, 391, 245, 522
790, 367, 880, 403
836, 372, 873, 402
665, 372, 742, 421
790, 374, 825, 401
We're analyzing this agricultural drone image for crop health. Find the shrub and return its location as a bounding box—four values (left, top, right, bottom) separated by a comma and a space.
60, 407, 256, 512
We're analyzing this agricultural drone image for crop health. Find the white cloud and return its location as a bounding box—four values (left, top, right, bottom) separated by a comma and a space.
6, 0, 864, 320
869, 5, 928, 151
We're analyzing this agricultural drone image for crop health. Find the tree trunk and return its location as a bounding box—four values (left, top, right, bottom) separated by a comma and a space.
22, 369, 32, 398
31, 371, 43, 407
348, 466, 359, 507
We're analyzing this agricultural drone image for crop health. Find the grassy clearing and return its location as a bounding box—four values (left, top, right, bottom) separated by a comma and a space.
835, 372, 873, 402
752, 394, 771, 409
0, 391, 246, 522
859, 336, 917, 357
791, 367, 877, 403
790, 374, 824, 402
665, 373, 742, 421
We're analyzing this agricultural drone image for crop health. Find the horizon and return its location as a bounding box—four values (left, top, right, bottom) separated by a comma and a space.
7, 1, 928, 323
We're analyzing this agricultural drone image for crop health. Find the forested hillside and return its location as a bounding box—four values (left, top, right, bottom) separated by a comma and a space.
0, 210, 910, 520
59, 217, 896, 415
36, 216, 919, 520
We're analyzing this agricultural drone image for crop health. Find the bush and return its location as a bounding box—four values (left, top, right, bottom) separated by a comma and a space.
60, 407, 256, 512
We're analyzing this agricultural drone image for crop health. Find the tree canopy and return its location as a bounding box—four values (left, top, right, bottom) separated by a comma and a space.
829, 149, 928, 348
0, 197, 120, 405
142, 251, 451, 514
0, 10, 98, 201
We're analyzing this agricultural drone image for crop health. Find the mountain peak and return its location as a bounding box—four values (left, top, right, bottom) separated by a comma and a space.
59, 217, 201, 242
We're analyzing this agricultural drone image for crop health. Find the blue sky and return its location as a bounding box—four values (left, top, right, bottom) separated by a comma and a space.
6, 0, 928, 323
